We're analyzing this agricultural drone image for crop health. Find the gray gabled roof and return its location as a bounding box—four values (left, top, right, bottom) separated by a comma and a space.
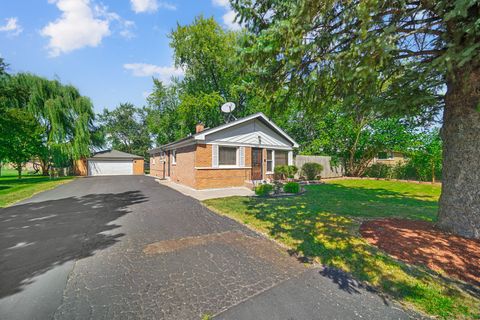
88, 149, 143, 160
148, 112, 299, 154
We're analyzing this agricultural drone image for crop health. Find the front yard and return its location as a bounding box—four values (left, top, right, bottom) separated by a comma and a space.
0, 170, 74, 207
204, 179, 479, 319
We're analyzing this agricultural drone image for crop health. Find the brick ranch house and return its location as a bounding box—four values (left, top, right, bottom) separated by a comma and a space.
148, 113, 299, 189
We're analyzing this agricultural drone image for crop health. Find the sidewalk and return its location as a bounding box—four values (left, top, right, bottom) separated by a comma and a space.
155, 179, 254, 200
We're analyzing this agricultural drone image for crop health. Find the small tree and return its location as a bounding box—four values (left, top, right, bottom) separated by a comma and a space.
274, 165, 298, 180
1, 108, 42, 178
301, 163, 324, 181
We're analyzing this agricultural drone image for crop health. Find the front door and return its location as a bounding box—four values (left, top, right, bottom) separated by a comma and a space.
251, 148, 263, 180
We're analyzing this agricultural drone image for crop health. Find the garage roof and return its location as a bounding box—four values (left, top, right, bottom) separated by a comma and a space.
87, 149, 143, 160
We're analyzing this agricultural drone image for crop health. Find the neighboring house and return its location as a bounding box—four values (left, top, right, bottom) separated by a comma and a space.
148, 112, 299, 189
371, 151, 406, 166
75, 150, 144, 176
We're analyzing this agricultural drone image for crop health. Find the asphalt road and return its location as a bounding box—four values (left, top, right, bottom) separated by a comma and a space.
0, 176, 413, 319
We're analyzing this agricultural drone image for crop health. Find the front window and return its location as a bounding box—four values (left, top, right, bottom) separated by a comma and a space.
275, 150, 288, 166
267, 150, 273, 172
172, 150, 176, 164
219, 146, 237, 166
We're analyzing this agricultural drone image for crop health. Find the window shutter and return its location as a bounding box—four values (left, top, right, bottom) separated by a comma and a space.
288, 151, 293, 166
239, 147, 245, 167
212, 145, 219, 168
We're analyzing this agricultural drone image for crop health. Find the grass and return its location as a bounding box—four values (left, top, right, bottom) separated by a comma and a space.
0, 169, 74, 207
204, 179, 479, 319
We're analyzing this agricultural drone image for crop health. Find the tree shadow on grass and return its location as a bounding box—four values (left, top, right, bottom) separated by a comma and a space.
240, 184, 476, 317
0, 191, 147, 299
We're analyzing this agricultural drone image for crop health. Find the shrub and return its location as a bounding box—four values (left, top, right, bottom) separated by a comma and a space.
255, 183, 273, 196
283, 182, 300, 193
301, 162, 323, 180
363, 163, 393, 179
287, 165, 298, 178
274, 165, 298, 180
362, 161, 442, 182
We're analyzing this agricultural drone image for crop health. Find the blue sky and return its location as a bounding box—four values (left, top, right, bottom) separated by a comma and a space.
0, 0, 238, 113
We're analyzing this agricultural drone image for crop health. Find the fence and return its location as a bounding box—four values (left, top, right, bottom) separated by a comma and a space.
294, 155, 344, 179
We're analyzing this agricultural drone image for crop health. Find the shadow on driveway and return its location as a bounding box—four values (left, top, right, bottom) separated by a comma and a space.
0, 191, 147, 299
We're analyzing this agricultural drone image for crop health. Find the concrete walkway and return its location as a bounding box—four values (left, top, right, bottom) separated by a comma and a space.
155, 178, 254, 200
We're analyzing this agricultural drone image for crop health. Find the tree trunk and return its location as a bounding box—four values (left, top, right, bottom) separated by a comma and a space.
40, 159, 49, 176
431, 162, 435, 184
16, 162, 22, 179
437, 66, 480, 239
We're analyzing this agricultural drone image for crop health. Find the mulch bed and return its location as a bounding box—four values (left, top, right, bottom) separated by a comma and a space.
360, 219, 480, 287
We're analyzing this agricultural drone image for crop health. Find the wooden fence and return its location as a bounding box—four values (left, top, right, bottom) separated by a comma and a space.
294, 155, 344, 178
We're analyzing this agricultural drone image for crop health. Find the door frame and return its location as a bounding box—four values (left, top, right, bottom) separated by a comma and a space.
251, 147, 263, 180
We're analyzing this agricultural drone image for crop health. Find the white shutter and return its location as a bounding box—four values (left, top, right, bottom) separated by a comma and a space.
239, 147, 245, 167
288, 151, 293, 165
212, 144, 219, 168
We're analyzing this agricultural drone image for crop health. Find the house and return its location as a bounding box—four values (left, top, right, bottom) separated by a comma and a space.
371, 151, 406, 166
148, 113, 299, 189
75, 150, 144, 176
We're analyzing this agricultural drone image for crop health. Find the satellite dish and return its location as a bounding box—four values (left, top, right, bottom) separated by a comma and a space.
221, 102, 237, 123
221, 102, 236, 113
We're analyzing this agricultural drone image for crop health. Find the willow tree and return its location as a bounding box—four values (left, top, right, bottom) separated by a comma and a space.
233, 1, 479, 238
7, 73, 97, 174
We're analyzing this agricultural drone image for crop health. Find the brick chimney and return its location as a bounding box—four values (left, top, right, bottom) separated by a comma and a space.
195, 123, 205, 133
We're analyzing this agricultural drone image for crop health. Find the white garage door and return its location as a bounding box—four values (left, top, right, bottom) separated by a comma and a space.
88, 160, 133, 176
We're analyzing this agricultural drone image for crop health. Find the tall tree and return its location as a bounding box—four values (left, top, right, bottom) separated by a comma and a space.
0, 108, 43, 178
233, 0, 480, 238
5, 73, 97, 174
407, 129, 443, 183
169, 16, 259, 132
145, 79, 183, 145
99, 103, 151, 158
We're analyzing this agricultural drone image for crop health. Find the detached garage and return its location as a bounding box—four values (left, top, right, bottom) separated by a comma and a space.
78, 150, 144, 176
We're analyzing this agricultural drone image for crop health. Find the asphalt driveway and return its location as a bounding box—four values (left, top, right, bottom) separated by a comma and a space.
0, 176, 412, 319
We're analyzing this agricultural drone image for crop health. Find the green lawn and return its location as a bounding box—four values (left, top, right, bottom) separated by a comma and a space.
0, 170, 74, 207
204, 179, 479, 319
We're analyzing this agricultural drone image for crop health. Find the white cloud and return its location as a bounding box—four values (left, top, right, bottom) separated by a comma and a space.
158, 2, 176, 10
222, 10, 241, 31
41, 0, 134, 57
212, 0, 229, 7
94, 4, 135, 39
123, 63, 184, 83
130, 0, 176, 13
41, 0, 110, 57
211, 0, 241, 31
0, 17, 23, 36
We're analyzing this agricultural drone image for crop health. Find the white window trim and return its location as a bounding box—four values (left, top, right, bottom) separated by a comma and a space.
288, 151, 293, 166
152, 157, 156, 165
212, 145, 248, 169
172, 150, 176, 165
266, 149, 275, 174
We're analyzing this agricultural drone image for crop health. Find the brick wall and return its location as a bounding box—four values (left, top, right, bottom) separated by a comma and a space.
195, 144, 212, 167
150, 144, 290, 189
150, 154, 166, 178
170, 145, 196, 188
193, 145, 253, 189
195, 168, 250, 189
